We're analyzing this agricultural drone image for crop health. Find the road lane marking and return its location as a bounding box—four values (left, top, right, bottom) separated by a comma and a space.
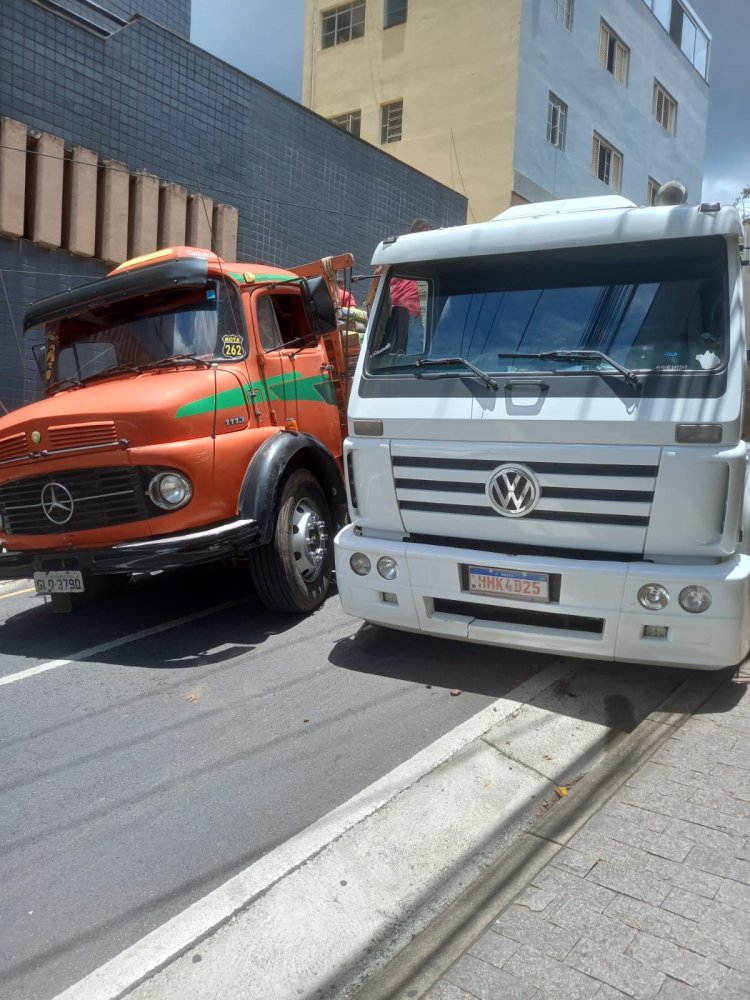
0, 597, 250, 689
0, 586, 34, 599
52, 660, 575, 1000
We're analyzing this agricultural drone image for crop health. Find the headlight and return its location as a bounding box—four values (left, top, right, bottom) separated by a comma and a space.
638, 584, 670, 610
350, 552, 371, 576
679, 585, 712, 614
377, 556, 399, 581
148, 472, 193, 510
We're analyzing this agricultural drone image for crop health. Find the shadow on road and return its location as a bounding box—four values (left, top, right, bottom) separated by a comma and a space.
329, 621, 694, 733
0, 566, 304, 668
328, 620, 557, 699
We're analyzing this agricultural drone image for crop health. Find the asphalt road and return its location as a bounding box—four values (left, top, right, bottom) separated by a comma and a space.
0, 569, 557, 1000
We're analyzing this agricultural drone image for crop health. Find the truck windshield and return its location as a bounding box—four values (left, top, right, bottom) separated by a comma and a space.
46, 280, 244, 389
366, 237, 727, 382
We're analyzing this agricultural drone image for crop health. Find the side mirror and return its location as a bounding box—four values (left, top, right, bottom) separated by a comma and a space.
303, 277, 338, 334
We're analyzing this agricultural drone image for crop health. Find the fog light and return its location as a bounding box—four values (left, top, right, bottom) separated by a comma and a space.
350, 552, 371, 576
382, 592, 398, 604
148, 471, 192, 510
638, 584, 670, 610
679, 585, 712, 614
377, 556, 398, 580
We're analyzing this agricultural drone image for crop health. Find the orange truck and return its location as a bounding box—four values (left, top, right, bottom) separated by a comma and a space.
0, 246, 356, 613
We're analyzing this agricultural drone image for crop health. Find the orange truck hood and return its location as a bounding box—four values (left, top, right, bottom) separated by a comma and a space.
0, 368, 241, 462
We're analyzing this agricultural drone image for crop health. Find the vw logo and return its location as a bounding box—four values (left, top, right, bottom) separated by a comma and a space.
40, 482, 75, 525
487, 464, 540, 518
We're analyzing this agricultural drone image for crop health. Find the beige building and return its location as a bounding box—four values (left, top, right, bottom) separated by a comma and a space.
303, 0, 711, 223
303, 0, 523, 223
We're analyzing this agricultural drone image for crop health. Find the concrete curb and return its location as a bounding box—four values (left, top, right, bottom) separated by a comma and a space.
350, 669, 731, 1000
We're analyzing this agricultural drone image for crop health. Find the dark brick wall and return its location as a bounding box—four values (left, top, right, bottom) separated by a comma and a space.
0, 0, 466, 410
0, 240, 109, 413
37, 0, 191, 38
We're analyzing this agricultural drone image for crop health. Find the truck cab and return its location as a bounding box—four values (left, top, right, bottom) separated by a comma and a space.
0, 246, 356, 613
335, 196, 750, 669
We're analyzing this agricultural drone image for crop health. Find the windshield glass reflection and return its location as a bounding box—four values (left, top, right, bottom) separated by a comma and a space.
366, 237, 727, 380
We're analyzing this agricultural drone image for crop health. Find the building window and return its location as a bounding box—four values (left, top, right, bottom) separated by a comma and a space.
641, 0, 709, 78
329, 110, 362, 138
653, 82, 677, 134
322, 1, 366, 49
647, 177, 661, 205
384, 0, 407, 28
669, 2, 709, 77
599, 21, 629, 85
547, 93, 567, 149
380, 100, 403, 143
555, 0, 573, 30
592, 133, 622, 191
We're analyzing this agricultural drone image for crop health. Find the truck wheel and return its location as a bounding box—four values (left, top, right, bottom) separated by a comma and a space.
249, 469, 333, 614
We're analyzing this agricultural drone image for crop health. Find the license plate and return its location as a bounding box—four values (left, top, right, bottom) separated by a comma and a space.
467, 565, 549, 602
34, 570, 84, 594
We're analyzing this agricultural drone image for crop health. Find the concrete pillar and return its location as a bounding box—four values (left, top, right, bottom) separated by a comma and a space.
129, 172, 159, 257
187, 193, 213, 250
213, 203, 238, 261
27, 132, 64, 249
63, 146, 98, 257
158, 182, 187, 247
0, 118, 27, 238
96, 159, 130, 264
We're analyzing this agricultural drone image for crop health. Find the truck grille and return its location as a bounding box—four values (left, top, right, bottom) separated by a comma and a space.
0, 467, 150, 535
392, 446, 659, 556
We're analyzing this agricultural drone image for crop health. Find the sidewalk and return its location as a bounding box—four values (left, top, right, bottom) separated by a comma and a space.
405, 663, 750, 1000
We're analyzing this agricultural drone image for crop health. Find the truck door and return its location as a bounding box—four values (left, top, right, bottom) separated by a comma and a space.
251, 290, 341, 451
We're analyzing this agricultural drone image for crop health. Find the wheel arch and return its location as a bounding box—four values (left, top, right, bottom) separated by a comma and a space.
239, 431, 346, 545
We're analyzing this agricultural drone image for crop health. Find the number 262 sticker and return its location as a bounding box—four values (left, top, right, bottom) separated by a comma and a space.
222, 334, 244, 358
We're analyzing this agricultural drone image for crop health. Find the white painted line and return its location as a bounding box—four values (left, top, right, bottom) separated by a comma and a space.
0, 597, 250, 689
53, 660, 574, 1000
0, 586, 34, 599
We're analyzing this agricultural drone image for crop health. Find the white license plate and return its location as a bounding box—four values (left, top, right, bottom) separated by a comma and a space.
34, 570, 85, 594
467, 565, 549, 602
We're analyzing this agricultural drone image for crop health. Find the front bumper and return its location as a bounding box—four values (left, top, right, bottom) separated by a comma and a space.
0, 518, 260, 578
334, 526, 750, 670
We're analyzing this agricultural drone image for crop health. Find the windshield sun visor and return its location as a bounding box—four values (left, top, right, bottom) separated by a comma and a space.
23, 257, 211, 333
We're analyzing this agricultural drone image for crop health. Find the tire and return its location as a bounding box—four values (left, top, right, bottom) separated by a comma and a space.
249, 469, 334, 614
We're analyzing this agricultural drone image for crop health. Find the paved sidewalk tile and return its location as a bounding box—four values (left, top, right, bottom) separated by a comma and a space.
421, 672, 750, 1000
443, 954, 541, 1000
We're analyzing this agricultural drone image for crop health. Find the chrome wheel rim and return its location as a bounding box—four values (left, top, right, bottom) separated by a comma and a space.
291, 498, 328, 581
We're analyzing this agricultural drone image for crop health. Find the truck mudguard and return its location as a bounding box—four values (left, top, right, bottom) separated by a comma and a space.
240, 432, 347, 544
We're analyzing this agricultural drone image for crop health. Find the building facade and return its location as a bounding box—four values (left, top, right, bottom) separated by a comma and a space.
303, 0, 711, 222
0, 0, 466, 412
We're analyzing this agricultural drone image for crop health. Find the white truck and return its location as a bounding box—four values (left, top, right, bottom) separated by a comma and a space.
334, 192, 750, 670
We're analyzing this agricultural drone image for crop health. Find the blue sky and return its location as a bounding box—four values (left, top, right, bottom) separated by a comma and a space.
190, 0, 749, 206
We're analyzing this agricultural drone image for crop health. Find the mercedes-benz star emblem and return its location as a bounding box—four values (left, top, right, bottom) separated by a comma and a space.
40, 482, 75, 525
487, 464, 540, 518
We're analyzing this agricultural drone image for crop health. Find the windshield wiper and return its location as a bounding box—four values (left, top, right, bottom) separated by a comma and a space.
416, 357, 498, 391
78, 362, 143, 385
139, 353, 214, 370
46, 375, 84, 393
497, 350, 641, 390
